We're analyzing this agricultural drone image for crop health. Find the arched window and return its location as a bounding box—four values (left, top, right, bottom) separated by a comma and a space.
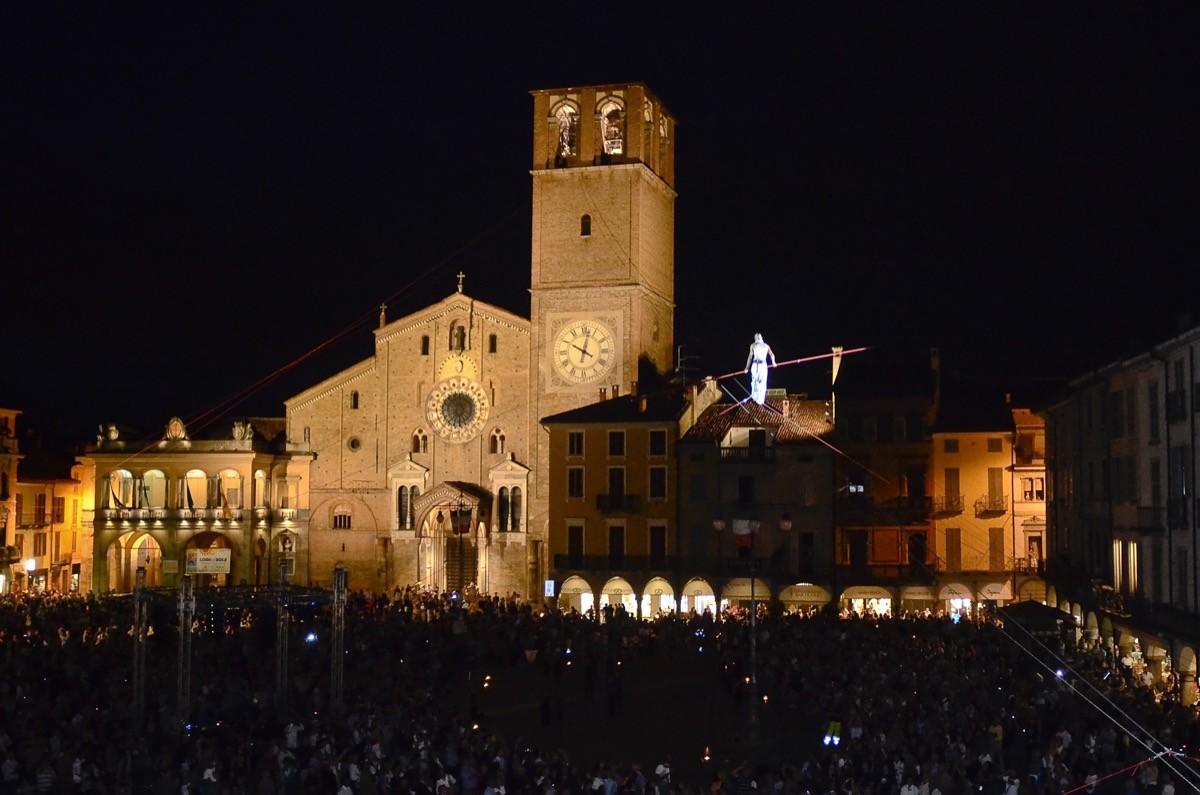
497, 487, 510, 533
398, 486, 410, 529
599, 99, 624, 156
333, 505, 352, 529
254, 470, 268, 508
580, 214, 591, 237
182, 469, 207, 510
449, 322, 466, 352
108, 470, 134, 509
490, 429, 506, 455
412, 429, 428, 454
421, 335, 430, 356
510, 487, 522, 532
351, 390, 359, 409
142, 470, 167, 508
488, 334, 497, 353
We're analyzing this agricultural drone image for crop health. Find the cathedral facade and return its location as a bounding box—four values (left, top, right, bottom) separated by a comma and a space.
285, 83, 677, 596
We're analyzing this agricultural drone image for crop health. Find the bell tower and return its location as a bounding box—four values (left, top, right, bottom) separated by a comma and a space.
529, 83, 677, 403
526, 83, 678, 585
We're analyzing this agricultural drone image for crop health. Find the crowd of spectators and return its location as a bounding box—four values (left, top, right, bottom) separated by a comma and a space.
0, 587, 1197, 794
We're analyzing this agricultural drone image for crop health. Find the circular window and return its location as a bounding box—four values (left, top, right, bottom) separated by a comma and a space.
441, 393, 477, 428
348, 436, 362, 451
425, 377, 491, 443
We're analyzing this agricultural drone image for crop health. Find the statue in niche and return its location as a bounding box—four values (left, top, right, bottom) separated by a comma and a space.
745, 333, 777, 405
556, 108, 577, 157
602, 107, 624, 155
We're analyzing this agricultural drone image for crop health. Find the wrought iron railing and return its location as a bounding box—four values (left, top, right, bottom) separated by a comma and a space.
719, 447, 775, 462
934, 494, 964, 514
974, 494, 1008, 516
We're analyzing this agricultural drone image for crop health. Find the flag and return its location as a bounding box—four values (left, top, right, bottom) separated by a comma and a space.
220, 489, 231, 519
109, 479, 126, 509
732, 519, 758, 548
185, 483, 194, 511
831, 346, 844, 386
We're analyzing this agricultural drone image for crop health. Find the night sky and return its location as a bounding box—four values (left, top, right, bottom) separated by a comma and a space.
4, 6, 1198, 444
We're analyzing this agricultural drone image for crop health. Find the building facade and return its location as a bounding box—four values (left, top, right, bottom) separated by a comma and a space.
541, 384, 716, 616
678, 392, 836, 613
930, 404, 1048, 617
87, 417, 313, 592
0, 408, 21, 591
1045, 325, 1200, 705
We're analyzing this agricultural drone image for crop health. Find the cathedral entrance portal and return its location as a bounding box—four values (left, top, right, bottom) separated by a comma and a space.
414, 482, 492, 595
445, 536, 478, 595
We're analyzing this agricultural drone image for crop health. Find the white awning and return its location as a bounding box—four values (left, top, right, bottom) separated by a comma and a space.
841, 586, 893, 600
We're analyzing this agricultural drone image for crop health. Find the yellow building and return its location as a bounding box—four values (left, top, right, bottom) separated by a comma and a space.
931, 401, 1047, 614
542, 382, 718, 615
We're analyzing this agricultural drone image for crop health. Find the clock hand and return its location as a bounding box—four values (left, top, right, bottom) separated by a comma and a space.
572, 342, 593, 360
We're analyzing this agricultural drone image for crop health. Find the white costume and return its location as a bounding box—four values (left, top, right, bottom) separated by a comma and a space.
745, 333, 777, 405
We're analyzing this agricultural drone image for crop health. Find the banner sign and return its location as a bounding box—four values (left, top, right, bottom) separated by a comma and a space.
186, 548, 231, 574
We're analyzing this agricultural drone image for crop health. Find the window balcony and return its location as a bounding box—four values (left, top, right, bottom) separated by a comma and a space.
595, 494, 642, 513
973, 494, 1008, 517
719, 447, 775, 463
552, 554, 663, 572
933, 494, 964, 515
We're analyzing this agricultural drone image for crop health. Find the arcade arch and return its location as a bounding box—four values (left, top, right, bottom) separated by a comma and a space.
680, 578, 716, 615
600, 577, 636, 616
557, 575, 593, 615
106, 531, 163, 593
640, 577, 675, 617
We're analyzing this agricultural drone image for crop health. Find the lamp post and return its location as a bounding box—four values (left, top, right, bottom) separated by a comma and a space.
714, 515, 760, 744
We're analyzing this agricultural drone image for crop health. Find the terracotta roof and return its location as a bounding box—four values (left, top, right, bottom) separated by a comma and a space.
540, 391, 689, 425
681, 396, 832, 443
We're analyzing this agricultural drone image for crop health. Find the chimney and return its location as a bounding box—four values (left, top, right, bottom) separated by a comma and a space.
611, 384, 620, 398
599, 387, 607, 401
630, 380, 638, 396
780, 397, 790, 418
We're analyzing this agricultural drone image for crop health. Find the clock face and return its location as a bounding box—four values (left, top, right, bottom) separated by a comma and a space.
425, 377, 490, 443
553, 319, 617, 385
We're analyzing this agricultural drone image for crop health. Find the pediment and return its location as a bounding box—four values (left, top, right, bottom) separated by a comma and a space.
488, 453, 530, 477
388, 454, 429, 478
413, 480, 494, 515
